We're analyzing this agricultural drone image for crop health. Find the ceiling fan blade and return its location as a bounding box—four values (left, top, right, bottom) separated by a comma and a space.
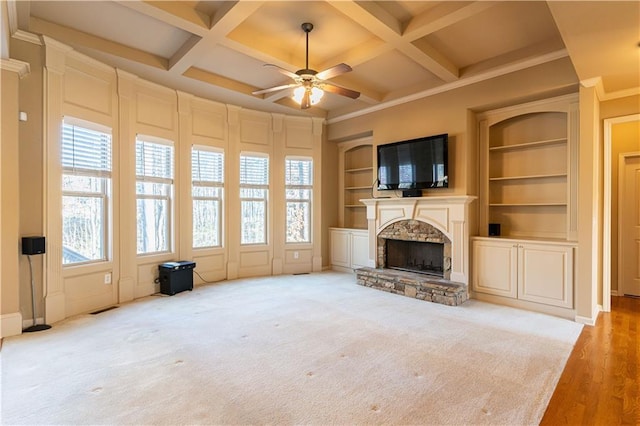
301, 89, 311, 109
316, 63, 352, 80
322, 83, 360, 99
252, 83, 298, 96
264, 64, 299, 80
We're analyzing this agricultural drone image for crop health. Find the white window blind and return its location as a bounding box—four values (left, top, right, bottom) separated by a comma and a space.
285, 158, 313, 186
136, 140, 174, 181
192, 148, 224, 184
240, 154, 269, 185
62, 123, 112, 176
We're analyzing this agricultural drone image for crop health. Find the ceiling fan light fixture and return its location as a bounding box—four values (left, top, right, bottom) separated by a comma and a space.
254, 22, 358, 109
293, 86, 324, 107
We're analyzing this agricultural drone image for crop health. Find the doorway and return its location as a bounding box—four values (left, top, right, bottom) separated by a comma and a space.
619, 154, 640, 296
604, 114, 640, 310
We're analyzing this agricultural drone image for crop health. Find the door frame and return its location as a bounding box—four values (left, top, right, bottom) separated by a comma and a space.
603, 114, 640, 312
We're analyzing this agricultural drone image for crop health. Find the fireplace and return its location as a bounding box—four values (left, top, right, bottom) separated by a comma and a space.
357, 196, 476, 306
385, 239, 444, 277
377, 219, 452, 280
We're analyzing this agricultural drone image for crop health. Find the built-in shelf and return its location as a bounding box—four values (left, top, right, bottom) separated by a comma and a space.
489, 137, 566, 152
339, 139, 373, 230
478, 94, 578, 240
489, 203, 567, 207
489, 173, 567, 181
345, 167, 373, 173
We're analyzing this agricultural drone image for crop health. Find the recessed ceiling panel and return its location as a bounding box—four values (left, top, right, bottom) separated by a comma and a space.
422, 1, 563, 68
352, 50, 443, 94
227, 1, 374, 69
29, 1, 192, 58
192, 44, 285, 89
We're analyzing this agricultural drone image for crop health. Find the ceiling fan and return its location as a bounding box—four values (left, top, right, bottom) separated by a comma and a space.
252, 22, 360, 109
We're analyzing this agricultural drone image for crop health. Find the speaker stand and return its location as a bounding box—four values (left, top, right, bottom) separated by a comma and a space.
23, 255, 51, 333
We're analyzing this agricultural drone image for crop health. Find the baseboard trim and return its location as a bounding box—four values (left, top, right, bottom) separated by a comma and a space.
1, 312, 23, 338
575, 304, 602, 326
611, 290, 619, 296
330, 265, 357, 274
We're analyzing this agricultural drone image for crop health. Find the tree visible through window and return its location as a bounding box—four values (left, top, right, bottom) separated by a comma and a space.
136, 138, 174, 255
61, 119, 112, 265
192, 146, 224, 248
240, 153, 269, 245
285, 157, 312, 243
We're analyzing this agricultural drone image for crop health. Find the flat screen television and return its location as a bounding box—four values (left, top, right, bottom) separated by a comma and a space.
377, 133, 448, 190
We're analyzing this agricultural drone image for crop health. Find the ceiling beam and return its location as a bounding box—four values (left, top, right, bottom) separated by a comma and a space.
182, 67, 258, 95
328, 1, 459, 82
116, 0, 210, 36
29, 16, 168, 70
167, 1, 264, 75
403, 1, 498, 40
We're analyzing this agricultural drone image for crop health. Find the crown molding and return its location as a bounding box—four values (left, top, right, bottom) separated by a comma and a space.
581, 76, 639, 101
328, 48, 569, 124
12, 29, 43, 45
0, 58, 30, 78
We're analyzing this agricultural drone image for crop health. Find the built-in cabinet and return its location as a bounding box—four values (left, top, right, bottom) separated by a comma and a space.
330, 228, 369, 272
473, 94, 578, 315
338, 138, 374, 230
472, 237, 574, 308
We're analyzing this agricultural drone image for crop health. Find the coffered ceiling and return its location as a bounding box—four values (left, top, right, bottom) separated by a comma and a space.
6, 1, 640, 120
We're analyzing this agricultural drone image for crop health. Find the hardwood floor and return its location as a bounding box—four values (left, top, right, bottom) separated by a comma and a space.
541, 296, 640, 425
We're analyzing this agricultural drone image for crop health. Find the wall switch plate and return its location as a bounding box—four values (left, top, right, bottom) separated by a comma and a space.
293, 251, 299, 259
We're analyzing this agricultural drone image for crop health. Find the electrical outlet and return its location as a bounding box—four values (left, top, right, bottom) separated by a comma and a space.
293, 251, 299, 259
104, 273, 112, 284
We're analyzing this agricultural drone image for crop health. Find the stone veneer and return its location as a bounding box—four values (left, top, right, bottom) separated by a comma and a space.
356, 267, 467, 306
377, 220, 452, 280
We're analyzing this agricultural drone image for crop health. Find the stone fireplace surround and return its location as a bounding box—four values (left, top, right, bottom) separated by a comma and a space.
358, 196, 476, 306
377, 220, 451, 279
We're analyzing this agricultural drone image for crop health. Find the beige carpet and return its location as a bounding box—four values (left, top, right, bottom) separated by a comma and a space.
1, 271, 582, 425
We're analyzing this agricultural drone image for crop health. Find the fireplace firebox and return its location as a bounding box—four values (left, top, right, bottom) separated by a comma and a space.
385, 239, 444, 277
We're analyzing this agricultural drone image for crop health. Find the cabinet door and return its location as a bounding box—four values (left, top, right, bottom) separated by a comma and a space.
351, 231, 369, 269
330, 230, 351, 268
518, 243, 573, 308
472, 240, 518, 298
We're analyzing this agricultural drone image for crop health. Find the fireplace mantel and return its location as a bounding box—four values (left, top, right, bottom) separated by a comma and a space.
360, 196, 476, 285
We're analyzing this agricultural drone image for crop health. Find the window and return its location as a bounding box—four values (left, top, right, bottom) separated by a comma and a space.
61, 119, 112, 265
136, 138, 174, 255
240, 153, 269, 245
285, 157, 313, 243
192, 146, 224, 248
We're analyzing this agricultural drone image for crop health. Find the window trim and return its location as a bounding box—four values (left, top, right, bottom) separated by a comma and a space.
285, 156, 313, 244
192, 145, 224, 249
61, 117, 112, 266
239, 151, 269, 246
135, 136, 175, 256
